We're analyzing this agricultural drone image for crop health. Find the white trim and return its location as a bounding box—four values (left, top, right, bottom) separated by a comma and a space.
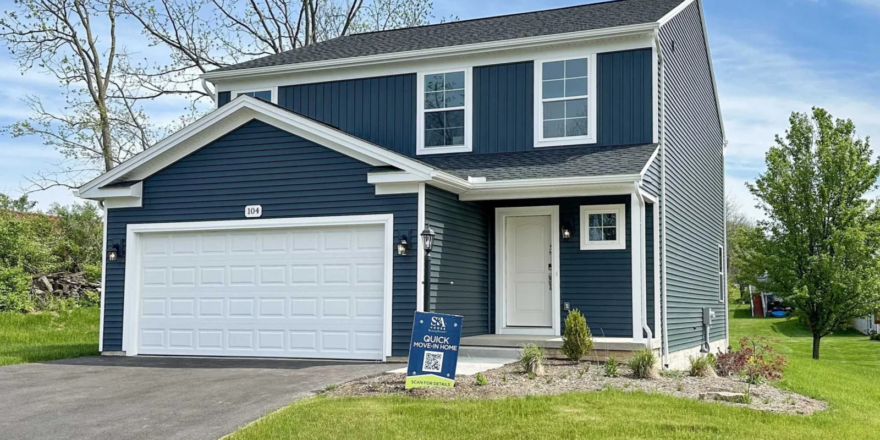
374, 182, 420, 195
460, 182, 636, 202
630, 194, 644, 342
658, 0, 696, 25
652, 199, 661, 344
533, 53, 597, 147
202, 25, 659, 82
121, 214, 395, 360
639, 146, 661, 177
98, 206, 107, 352
77, 97, 437, 200
494, 206, 561, 336
416, 67, 473, 155
579, 204, 627, 251
718, 244, 726, 303
416, 183, 426, 312
233, 86, 279, 105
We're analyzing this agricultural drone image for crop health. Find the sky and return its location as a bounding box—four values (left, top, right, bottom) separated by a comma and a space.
0, 0, 878, 220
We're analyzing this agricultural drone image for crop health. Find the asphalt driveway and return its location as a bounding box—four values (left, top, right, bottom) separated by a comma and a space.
0, 356, 398, 440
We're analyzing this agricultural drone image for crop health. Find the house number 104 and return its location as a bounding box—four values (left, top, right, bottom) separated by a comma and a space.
245, 205, 262, 218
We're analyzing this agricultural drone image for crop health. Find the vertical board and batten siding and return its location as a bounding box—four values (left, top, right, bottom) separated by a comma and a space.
659, 1, 727, 351
217, 91, 231, 107
487, 196, 635, 337
645, 203, 655, 334
103, 120, 418, 355
424, 186, 491, 336
262, 51, 651, 156
277, 75, 417, 156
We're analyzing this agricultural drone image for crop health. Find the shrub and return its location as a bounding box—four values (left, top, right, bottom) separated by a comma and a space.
0, 265, 33, 312
519, 344, 545, 376
628, 348, 658, 379
475, 372, 488, 386
715, 349, 748, 377
740, 336, 786, 385
561, 309, 593, 362
604, 356, 619, 377
688, 355, 718, 377
82, 264, 102, 284
870, 330, 880, 341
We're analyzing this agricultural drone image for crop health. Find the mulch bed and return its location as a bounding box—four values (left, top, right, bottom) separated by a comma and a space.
327, 359, 826, 415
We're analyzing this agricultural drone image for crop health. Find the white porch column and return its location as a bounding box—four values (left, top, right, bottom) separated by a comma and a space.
631, 193, 644, 342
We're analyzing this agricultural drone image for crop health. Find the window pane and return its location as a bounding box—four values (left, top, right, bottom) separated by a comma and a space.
602, 214, 616, 227
445, 110, 465, 128
603, 228, 617, 241
425, 91, 443, 109
444, 71, 465, 90
542, 80, 565, 99
425, 74, 445, 92
446, 127, 465, 145
565, 58, 588, 78
589, 214, 601, 227
543, 120, 565, 138
425, 112, 445, 130
425, 129, 445, 147
543, 101, 565, 120
565, 77, 588, 97
589, 228, 603, 241
565, 118, 588, 137
445, 89, 465, 107
565, 99, 587, 118
543, 61, 564, 80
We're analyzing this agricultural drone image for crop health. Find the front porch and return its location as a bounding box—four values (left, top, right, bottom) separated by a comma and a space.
459, 334, 661, 361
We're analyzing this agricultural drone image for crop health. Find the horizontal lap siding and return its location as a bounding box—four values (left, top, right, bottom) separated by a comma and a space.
217, 91, 231, 107
660, 2, 726, 351
278, 75, 417, 156
488, 196, 633, 337
425, 186, 490, 336
104, 120, 417, 356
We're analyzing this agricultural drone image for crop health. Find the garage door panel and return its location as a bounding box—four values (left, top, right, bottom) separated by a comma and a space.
135, 224, 386, 360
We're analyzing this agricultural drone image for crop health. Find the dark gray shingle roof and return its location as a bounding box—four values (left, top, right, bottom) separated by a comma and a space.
214, 0, 684, 73
420, 144, 658, 181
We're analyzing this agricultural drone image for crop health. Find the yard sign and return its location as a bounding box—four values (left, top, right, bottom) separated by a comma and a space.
405, 311, 463, 389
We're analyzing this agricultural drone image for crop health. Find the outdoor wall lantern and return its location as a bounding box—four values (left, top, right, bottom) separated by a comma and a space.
421, 224, 435, 254
397, 236, 409, 256
561, 221, 573, 241
107, 242, 122, 262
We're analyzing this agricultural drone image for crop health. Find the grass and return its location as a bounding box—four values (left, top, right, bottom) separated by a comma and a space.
228, 305, 880, 440
0, 307, 100, 366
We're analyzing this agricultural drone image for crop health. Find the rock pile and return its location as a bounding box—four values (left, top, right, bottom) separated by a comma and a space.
30, 272, 101, 301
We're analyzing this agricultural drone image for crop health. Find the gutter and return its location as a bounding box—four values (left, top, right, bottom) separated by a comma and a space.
654, 29, 671, 368
634, 183, 653, 350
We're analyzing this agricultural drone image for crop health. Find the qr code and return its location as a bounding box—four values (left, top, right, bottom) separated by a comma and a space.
422, 351, 444, 373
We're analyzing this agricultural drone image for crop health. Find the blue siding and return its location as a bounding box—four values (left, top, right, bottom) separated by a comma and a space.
487, 196, 633, 337
473, 61, 534, 153
660, 1, 727, 351
596, 49, 654, 147
645, 203, 655, 335
217, 91, 231, 107
103, 120, 417, 356
424, 185, 490, 336
278, 74, 417, 156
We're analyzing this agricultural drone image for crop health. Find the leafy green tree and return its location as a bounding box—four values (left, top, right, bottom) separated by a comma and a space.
48, 202, 103, 272
748, 108, 880, 359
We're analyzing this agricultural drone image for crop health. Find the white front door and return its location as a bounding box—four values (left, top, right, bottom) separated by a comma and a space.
504, 215, 552, 328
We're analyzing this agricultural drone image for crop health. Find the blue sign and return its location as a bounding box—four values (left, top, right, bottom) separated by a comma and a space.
405, 311, 463, 389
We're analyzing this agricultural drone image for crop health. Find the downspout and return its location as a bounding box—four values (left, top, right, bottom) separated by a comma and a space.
654, 29, 671, 367
634, 184, 653, 349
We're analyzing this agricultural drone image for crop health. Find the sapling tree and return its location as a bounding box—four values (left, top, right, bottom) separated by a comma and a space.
748, 107, 880, 359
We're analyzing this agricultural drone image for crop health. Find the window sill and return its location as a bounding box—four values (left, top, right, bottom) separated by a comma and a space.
580, 242, 626, 251
535, 136, 596, 148
416, 145, 472, 155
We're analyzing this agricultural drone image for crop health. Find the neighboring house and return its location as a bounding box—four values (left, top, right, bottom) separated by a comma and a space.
75, 0, 726, 369
853, 315, 880, 335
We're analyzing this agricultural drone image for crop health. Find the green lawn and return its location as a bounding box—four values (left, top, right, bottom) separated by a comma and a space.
0, 307, 100, 366
228, 306, 880, 440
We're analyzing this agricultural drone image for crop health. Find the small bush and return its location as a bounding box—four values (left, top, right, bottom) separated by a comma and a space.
82, 264, 102, 283
604, 356, 619, 377
628, 348, 658, 379
475, 372, 488, 386
716, 350, 748, 377
561, 309, 593, 362
870, 330, 880, 341
740, 336, 786, 385
0, 265, 33, 312
519, 343, 546, 376
688, 355, 718, 377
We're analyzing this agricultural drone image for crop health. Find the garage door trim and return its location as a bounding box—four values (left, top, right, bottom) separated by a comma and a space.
121, 214, 395, 359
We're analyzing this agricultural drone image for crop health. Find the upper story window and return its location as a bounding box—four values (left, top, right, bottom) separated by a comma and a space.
580, 204, 626, 250
235, 89, 274, 103
417, 68, 472, 155
535, 55, 596, 148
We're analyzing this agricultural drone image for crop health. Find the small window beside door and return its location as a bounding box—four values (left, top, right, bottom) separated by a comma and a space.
579, 204, 626, 250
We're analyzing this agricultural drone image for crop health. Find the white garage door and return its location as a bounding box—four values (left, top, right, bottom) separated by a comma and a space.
133, 224, 386, 360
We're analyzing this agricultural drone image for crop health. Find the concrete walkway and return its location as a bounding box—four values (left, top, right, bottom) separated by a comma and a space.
0, 356, 399, 440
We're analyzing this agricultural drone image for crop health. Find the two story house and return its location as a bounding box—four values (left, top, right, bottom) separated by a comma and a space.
76, 0, 727, 370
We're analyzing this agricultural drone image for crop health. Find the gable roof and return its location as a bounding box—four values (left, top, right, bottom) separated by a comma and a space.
210, 0, 685, 74
420, 143, 658, 181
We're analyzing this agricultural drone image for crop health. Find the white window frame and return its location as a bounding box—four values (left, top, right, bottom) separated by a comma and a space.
416, 67, 473, 155
233, 86, 278, 104
534, 53, 597, 148
580, 204, 626, 250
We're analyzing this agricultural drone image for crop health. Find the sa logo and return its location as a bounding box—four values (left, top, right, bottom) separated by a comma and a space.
430, 316, 446, 330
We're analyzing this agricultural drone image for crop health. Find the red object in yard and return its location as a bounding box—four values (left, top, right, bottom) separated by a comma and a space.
752, 294, 765, 317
